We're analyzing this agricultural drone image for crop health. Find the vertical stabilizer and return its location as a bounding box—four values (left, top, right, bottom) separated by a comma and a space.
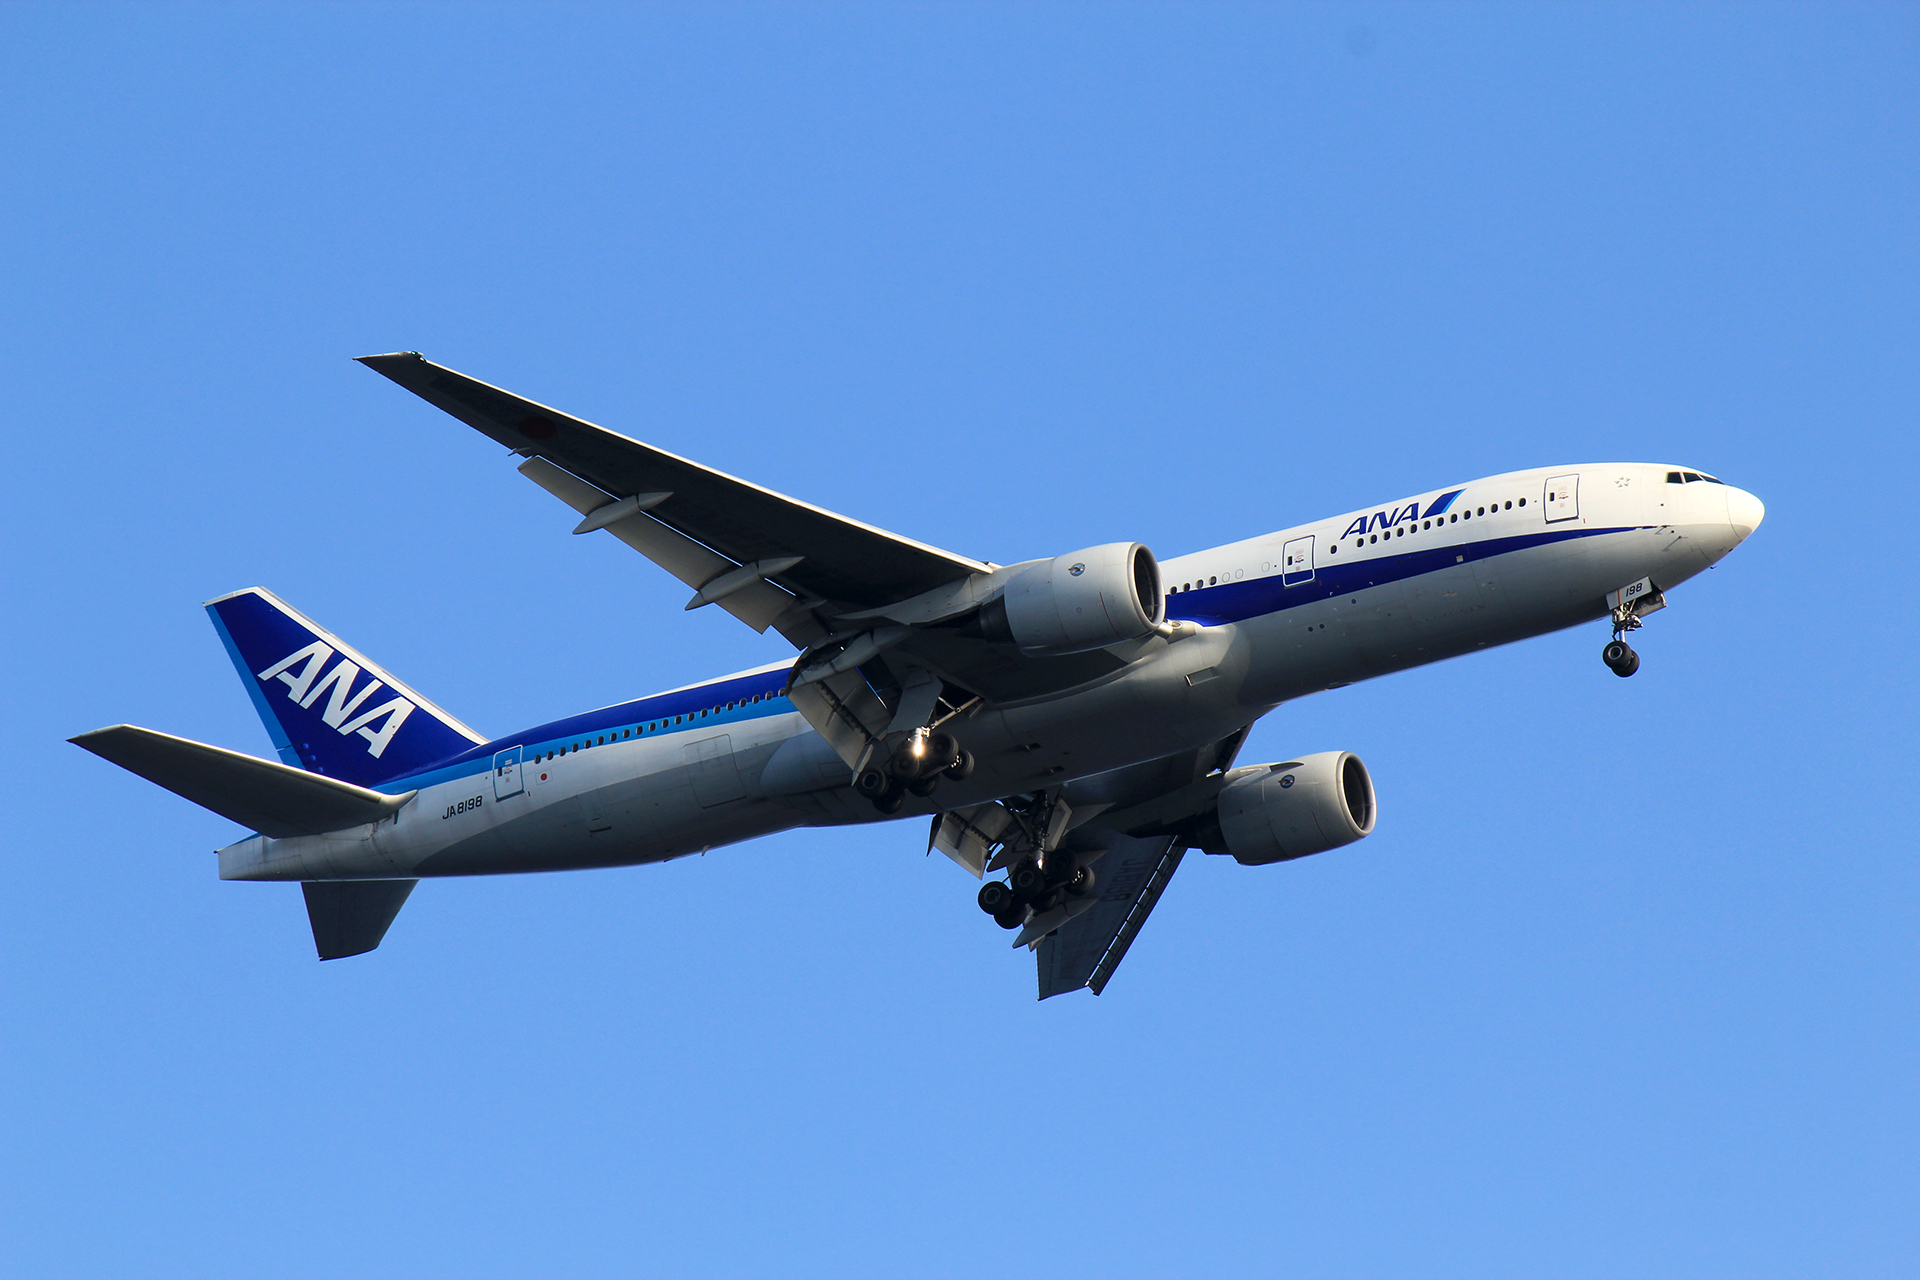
205, 588, 485, 788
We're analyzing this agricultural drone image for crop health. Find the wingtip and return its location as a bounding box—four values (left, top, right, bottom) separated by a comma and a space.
354, 351, 424, 368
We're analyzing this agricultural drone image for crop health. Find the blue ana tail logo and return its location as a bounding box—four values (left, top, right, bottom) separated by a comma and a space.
254, 641, 415, 759
206, 588, 485, 788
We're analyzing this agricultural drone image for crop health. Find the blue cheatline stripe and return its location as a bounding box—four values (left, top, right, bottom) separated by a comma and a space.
374, 667, 799, 793
361, 523, 1636, 796
205, 605, 305, 770
1422, 490, 1465, 519
1167, 525, 1632, 628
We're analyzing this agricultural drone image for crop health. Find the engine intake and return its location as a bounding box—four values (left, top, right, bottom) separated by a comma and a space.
972, 542, 1164, 656
1204, 752, 1376, 865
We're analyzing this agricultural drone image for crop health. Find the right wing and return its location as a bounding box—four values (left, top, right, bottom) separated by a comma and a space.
357, 352, 1143, 756
356, 353, 992, 623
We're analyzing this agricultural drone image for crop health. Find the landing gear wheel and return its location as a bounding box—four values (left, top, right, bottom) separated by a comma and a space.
855, 767, 891, 799
1009, 861, 1045, 899
943, 749, 975, 782
1067, 864, 1096, 896
907, 773, 940, 798
1602, 639, 1640, 678
977, 880, 1013, 916
992, 903, 1025, 930
873, 787, 906, 815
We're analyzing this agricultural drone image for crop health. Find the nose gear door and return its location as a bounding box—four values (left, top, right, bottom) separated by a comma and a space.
1544, 474, 1580, 523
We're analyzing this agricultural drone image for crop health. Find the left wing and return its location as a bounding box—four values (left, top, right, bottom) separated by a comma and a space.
1037, 831, 1187, 998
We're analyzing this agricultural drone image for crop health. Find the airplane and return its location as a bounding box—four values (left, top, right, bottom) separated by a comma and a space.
71, 353, 1766, 998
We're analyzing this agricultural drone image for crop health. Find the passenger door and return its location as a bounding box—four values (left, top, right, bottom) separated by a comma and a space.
1544, 474, 1580, 523
1281, 535, 1315, 587
684, 734, 746, 808
491, 745, 524, 800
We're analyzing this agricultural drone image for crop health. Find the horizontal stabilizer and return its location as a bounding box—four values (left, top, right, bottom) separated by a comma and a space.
70, 725, 415, 838
303, 879, 416, 960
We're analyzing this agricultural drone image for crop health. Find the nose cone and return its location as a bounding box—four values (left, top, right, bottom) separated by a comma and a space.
1725, 486, 1766, 541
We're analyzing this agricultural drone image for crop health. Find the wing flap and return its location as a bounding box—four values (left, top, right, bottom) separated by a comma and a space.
71, 725, 414, 838
1037, 834, 1186, 999
516, 456, 798, 635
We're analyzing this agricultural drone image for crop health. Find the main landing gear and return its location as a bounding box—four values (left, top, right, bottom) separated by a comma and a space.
975, 850, 1092, 930
968, 792, 1093, 934
855, 727, 975, 814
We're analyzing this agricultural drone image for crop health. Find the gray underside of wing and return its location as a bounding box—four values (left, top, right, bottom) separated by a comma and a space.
1037, 833, 1187, 1000
1033, 727, 1251, 1000
356, 352, 988, 610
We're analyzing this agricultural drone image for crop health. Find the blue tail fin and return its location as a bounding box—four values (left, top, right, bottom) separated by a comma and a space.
205, 588, 485, 788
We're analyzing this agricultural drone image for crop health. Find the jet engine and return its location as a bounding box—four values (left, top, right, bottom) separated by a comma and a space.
1200, 751, 1376, 865
969, 542, 1164, 655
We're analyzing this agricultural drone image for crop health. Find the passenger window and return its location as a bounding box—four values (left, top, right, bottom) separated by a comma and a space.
1518, 497, 1526, 506
1504, 500, 1512, 509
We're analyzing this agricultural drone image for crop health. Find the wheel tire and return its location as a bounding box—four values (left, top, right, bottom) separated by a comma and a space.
943, 749, 975, 782
1602, 639, 1630, 667
993, 903, 1025, 930
855, 767, 891, 799
874, 787, 906, 815
928, 731, 958, 770
1010, 862, 1044, 899
1068, 864, 1096, 896
890, 740, 924, 779
907, 773, 940, 797
977, 881, 1013, 916
1612, 644, 1640, 678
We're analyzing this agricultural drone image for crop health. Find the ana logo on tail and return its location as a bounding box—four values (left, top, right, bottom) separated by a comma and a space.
255, 642, 416, 758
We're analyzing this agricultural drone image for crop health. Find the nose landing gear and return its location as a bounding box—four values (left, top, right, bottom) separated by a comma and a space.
1602, 581, 1660, 678
1602, 637, 1640, 677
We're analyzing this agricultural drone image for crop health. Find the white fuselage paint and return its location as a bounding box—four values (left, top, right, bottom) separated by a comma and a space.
218, 464, 1762, 883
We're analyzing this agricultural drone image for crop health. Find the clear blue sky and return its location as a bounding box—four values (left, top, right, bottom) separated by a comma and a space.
4, 4, 1914, 1276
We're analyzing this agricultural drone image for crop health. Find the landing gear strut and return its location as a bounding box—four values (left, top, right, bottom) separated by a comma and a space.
1603, 596, 1645, 678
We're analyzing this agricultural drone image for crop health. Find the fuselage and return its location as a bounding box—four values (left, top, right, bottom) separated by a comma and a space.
218, 463, 1762, 883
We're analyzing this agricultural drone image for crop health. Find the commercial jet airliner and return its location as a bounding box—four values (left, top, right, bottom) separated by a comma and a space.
72, 355, 1765, 997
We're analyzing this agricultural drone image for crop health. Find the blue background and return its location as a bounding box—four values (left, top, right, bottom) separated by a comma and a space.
4, 5, 1914, 1276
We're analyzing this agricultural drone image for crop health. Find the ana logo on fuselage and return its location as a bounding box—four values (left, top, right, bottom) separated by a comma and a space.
255, 641, 416, 758
1340, 490, 1463, 540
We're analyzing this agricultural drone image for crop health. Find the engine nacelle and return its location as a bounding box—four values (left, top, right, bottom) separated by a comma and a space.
976, 542, 1164, 655
1208, 752, 1376, 866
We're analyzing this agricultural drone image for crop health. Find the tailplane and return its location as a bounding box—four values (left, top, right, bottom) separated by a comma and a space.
205, 588, 485, 788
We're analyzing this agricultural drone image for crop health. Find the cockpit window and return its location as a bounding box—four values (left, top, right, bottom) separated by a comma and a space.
1667, 471, 1684, 484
